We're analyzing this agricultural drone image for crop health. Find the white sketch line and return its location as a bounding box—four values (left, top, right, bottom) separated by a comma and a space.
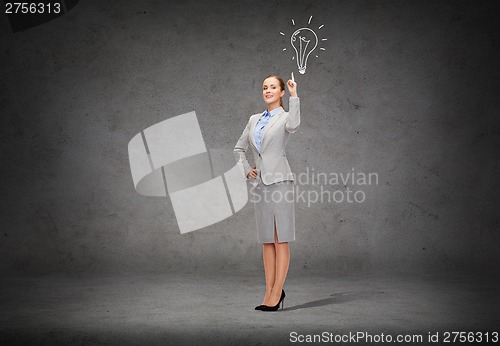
280, 16, 327, 74
291, 27, 318, 74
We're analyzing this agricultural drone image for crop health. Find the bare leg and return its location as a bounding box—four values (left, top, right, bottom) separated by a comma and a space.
266, 218, 290, 307
262, 243, 276, 305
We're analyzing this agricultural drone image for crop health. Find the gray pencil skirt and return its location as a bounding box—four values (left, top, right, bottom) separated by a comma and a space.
250, 178, 296, 243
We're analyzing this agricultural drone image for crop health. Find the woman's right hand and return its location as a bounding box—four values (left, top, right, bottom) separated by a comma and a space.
247, 166, 258, 179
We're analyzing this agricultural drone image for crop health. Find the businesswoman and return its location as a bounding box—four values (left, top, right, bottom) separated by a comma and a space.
234, 74, 300, 312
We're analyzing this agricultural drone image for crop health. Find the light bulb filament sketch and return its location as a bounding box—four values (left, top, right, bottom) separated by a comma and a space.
280, 16, 326, 75
291, 28, 317, 74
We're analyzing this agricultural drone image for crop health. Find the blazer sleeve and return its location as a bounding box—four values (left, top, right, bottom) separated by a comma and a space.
285, 96, 300, 133
234, 119, 253, 180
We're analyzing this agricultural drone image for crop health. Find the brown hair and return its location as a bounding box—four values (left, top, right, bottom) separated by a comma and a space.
263, 74, 286, 110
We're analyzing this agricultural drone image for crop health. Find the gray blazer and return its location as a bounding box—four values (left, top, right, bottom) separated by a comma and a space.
234, 96, 300, 185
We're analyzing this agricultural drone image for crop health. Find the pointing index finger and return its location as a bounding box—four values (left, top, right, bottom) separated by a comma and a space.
291, 72, 295, 83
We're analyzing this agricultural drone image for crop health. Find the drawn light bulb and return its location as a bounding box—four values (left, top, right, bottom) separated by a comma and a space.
280, 16, 327, 74
291, 28, 318, 74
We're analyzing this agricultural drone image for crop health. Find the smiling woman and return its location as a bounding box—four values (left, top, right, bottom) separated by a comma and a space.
263, 75, 286, 110
234, 73, 300, 312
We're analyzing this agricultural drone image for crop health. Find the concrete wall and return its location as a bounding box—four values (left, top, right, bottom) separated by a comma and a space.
1, 0, 498, 275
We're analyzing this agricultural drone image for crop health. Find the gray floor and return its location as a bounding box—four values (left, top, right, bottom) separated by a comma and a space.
1, 270, 498, 345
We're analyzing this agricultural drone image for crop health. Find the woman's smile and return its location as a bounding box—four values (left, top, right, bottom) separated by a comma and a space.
262, 77, 285, 108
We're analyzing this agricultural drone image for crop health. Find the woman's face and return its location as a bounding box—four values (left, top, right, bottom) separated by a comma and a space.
262, 77, 284, 106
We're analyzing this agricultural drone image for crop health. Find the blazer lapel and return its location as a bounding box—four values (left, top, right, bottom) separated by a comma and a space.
260, 108, 284, 149
249, 116, 259, 151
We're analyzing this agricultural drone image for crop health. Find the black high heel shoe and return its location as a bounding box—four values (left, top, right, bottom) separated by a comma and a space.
260, 289, 286, 312
255, 289, 285, 311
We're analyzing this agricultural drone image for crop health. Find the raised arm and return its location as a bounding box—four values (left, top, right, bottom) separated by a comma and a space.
285, 78, 300, 133
286, 96, 300, 133
234, 120, 253, 180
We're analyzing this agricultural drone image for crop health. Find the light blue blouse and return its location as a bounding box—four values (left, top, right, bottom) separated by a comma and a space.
253, 106, 283, 152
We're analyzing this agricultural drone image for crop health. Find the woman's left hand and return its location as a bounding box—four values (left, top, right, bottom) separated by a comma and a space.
287, 79, 298, 97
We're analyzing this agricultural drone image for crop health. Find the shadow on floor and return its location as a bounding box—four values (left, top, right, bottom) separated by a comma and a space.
283, 290, 385, 311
